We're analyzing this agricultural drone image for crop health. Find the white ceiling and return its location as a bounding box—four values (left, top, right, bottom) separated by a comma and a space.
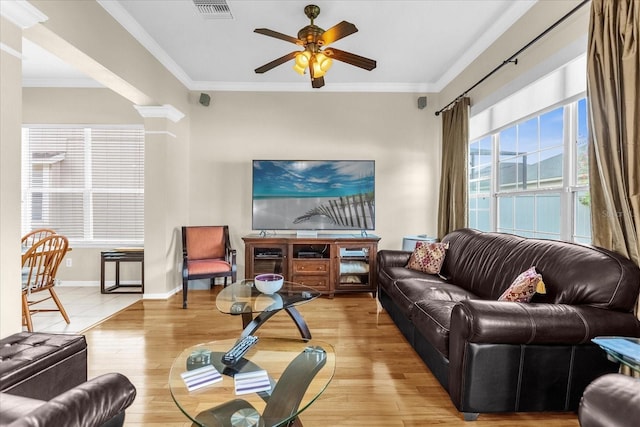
22, 0, 538, 92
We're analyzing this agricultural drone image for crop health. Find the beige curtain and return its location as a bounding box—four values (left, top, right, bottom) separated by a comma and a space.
587, 0, 640, 324
437, 97, 470, 240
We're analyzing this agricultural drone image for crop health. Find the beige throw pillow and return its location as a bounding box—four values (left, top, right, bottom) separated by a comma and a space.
406, 241, 449, 275
498, 266, 547, 302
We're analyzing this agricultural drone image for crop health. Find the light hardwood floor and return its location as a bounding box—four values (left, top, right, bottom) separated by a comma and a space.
84, 288, 580, 426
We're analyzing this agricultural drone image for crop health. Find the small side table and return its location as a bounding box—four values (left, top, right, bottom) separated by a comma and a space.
100, 248, 144, 294
402, 235, 437, 251
592, 336, 640, 373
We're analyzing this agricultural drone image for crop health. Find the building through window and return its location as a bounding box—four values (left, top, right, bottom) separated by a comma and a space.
22, 126, 144, 245
468, 56, 590, 243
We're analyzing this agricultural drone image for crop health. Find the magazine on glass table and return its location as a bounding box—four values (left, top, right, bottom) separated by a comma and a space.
592, 336, 640, 366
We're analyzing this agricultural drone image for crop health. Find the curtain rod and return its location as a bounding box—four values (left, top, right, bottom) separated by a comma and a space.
434, 0, 590, 116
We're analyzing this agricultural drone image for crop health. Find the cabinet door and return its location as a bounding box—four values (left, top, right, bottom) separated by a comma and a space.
335, 243, 376, 293
246, 244, 288, 279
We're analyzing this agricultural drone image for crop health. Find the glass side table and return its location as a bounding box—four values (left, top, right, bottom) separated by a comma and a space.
592, 336, 640, 373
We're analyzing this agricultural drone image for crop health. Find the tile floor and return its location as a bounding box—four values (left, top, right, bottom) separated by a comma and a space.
25, 286, 142, 334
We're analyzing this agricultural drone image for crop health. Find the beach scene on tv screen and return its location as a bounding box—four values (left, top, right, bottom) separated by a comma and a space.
253, 160, 375, 230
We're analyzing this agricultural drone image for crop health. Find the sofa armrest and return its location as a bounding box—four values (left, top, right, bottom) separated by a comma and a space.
450, 300, 640, 345
377, 250, 412, 270
579, 373, 640, 427
3, 373, 136, 427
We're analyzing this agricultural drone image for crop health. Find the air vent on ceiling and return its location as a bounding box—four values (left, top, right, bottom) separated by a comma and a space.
192, 0, 233, 19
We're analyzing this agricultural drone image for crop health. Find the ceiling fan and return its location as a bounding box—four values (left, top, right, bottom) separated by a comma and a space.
254, 4, 377, 88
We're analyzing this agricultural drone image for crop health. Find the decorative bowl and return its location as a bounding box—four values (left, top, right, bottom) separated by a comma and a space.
254, 273, 284, 294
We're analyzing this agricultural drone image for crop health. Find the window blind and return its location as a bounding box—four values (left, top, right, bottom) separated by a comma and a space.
22, 126, 144, 245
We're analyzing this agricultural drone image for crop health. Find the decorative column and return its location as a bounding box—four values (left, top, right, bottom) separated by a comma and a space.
0, 1, 48, 336
134, 104, 185, 299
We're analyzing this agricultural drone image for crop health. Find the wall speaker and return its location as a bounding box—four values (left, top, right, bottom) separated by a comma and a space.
417, 96, 427, 110
199, 93, 211, 107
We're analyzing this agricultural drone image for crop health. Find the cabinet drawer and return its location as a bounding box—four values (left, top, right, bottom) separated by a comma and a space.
292, 275, 330, 291
292, 260, 329, 273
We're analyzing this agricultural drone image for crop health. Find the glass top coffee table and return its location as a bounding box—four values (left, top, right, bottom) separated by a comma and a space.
592, 336, 640, 373
216, 280, 320, 339
169, 337, 335, 427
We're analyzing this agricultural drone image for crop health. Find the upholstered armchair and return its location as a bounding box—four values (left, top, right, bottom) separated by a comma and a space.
578, 373, 640, 427
181, 226, 237, 308
0, 373, 136, 427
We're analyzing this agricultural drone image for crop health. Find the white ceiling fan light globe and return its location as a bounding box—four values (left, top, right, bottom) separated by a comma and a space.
295, 50, 311, 68
311, 59, 326, 78
293, 63, 306, 75
316, 52, 333, 72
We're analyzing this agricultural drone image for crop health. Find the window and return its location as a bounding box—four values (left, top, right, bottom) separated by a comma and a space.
468, 98, 590, 243
22, 126, 144, 245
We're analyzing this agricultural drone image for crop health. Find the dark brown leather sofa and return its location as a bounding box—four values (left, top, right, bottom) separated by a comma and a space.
0, 332, 136, 427
377, 228, 640, 420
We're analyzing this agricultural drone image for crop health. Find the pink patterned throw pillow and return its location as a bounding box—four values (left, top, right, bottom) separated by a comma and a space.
406, 241, 449, 274
498, 266, 547, 302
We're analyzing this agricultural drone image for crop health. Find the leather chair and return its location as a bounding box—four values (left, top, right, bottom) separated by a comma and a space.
578, 373, 640, 427
21, 234, 70, 332
182, 226, 237, 308
0, 373, 136, 427
0, 332, 135, 427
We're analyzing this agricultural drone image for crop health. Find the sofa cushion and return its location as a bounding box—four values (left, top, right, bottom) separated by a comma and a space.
498, 267, 546, 302
407, 242, 448, 274
412, 300, 458, 358
441, 228, 640, 310
393, 278, 477, 319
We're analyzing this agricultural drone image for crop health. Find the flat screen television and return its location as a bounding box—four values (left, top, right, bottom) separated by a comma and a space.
252, 160, 375, 231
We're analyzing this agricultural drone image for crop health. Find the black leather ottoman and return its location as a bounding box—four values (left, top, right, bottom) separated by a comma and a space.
0, 332, 87, 400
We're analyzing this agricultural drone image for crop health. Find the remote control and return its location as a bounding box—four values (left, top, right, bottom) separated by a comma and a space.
221, 335, 259, 366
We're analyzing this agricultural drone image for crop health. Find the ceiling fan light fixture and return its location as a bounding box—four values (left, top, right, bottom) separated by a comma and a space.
311, 60, 326, 78
254, 4, 376, 88
293, 63, 306, 75
295, 50, 311, 68
316, 52, 333, 72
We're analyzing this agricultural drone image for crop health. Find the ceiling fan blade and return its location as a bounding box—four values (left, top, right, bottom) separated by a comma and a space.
255, 51, 299, 74
254, 28, 303, 46
311, 76, 325, 89
319, 21, 358, 46
324, 48, 377, 71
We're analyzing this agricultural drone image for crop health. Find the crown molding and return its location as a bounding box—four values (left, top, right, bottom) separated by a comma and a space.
0, 42, 22, 59
134, 104, 185, 123
433, 0, 536, 92
22, 77, 105, 88
189, 81, 435, 93
0, 0, 48, 29
97, 0, 194, 89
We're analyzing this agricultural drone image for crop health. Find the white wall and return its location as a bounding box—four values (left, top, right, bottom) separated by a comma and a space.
1, 16, 25, 336
21, 89, 441, 283
187, 91, 441, 277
